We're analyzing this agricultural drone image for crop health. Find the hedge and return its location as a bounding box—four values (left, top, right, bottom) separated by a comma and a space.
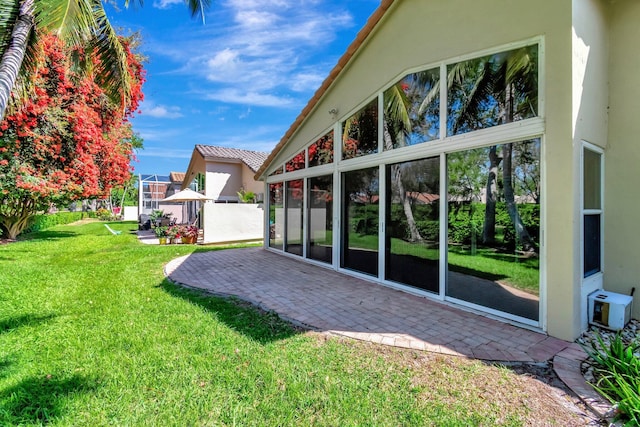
21, 211, 98, 235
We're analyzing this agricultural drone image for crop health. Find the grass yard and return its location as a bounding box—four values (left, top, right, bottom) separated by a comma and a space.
0, 221, 590, 426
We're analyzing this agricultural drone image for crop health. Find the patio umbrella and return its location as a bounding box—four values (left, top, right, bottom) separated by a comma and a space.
160, 188, 212, 203
160, 188, 212, 224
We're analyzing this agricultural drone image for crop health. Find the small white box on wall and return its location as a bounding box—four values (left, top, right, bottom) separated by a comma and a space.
588, 290, 633, 331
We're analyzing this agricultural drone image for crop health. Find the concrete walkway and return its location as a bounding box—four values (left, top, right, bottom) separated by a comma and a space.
163, 246, 610, 417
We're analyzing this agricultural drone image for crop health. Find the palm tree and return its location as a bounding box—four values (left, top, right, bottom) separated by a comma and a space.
0, 0, 209, 119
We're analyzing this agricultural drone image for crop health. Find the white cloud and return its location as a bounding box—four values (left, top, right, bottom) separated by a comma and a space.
142, 102, 184, 119
235, 10, 279, 28
152, 0, 183, 9
238, 107, 251, 119
148, 1, 355, 108
136, 148, 194, 160
290, 72, 325, 92
204, 89, 294, 107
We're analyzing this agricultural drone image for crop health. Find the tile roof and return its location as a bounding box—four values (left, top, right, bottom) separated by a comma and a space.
195, 144, 269, 173
169, 172, 185, 183
254, 0, 396, 179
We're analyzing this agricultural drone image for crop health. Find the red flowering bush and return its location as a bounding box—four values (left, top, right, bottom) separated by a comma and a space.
0, 34, 145, 239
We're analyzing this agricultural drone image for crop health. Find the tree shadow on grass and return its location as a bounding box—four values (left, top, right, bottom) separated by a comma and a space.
158, 280, 304, 345
0, 374, 99, 425
0, 314, 57, 336
18, 230, 78, 243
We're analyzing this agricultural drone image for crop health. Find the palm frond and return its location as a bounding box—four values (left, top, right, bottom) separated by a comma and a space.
185, 0, 210, 23
0, 0, 20, 52
384, 84, 411, 131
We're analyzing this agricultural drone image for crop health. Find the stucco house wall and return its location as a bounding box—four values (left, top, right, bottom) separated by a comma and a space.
183, 145, 269, 244
241, 163, 264, 197
205, 161, 242, 200
256, 0, 639, 341
605, 0, 640, 321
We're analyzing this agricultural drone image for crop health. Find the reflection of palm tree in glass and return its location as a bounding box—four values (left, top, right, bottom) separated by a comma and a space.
383, 69, 439, 242
384, 46, 539, 250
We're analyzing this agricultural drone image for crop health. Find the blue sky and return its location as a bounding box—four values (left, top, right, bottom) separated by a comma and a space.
105, 0, 380, 175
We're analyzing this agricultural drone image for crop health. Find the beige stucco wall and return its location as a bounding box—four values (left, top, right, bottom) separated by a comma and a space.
202, 203, 264, 244
605, 0, 640, 321
572, 0, 610, 331
240, 163, 265, 197
205, 161, 242, 200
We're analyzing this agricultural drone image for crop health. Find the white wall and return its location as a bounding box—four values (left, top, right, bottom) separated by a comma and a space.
202, 203, 264, 244
123, 206, 138, 221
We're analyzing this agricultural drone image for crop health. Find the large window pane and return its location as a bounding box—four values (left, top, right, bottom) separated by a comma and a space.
285, 180, 304, 256
342, 99, 378, 160
383, 68, 439, 149
307, 175, 333, 263
446, 140, 540, 321
342, 167, 379, 276
269, 183, 283, 250
447, 45, 538, 136
386, 157, 439, 293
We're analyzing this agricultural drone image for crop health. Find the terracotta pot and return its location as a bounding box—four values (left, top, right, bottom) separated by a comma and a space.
181, 236, 197, 244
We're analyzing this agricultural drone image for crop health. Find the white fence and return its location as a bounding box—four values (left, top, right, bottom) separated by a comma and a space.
202, 203, 264, 244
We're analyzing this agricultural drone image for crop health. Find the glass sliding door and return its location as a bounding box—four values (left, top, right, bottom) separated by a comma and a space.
341, 167, 379, 276
285, 180, 304, 256
269, 183, 283, 250
446, 140, 540, 321
385, 157, 439, 293
307, 175, 333, 264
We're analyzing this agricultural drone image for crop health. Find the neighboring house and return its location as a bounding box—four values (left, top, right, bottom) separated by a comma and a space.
138, 172, 190, 223
139, 174, 170, 213
183, 145, 269, 244
255, 0, 639, 341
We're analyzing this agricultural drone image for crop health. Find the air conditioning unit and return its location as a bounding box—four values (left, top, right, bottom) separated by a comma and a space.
588, 290, 633, 331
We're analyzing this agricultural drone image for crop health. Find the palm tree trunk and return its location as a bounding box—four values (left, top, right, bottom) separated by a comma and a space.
0, 0, 35, 120
482, 146, 500, 245
502, 143, 534, 251
383, 121, 423, 242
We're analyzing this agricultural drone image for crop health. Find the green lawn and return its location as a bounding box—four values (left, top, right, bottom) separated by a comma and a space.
348, 233, 539, 294
0, 221, 568, 425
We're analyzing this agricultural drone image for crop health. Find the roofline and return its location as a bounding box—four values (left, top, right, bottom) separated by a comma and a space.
254, 0, 396, 180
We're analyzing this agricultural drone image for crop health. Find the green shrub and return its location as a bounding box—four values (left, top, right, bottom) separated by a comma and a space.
96, 208, 113, 221
416, 220, 439, 241
22, 211, 97, 234
582, 332, 640, 425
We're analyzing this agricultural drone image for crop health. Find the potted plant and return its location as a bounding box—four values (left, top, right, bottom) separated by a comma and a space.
149, 209, 165, 228
181, 225, 199, 244
154, 226, 168, 244
166, 225, 182, 244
